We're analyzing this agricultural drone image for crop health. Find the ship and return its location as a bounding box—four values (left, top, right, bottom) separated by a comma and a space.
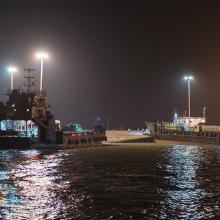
0, 68, 107, 149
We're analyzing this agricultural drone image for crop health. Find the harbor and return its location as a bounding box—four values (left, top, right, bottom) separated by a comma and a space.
0, 32, 220, 220
1, 1, 220, 219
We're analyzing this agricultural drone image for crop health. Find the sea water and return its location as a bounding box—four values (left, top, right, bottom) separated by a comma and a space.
0, 144, 219, 219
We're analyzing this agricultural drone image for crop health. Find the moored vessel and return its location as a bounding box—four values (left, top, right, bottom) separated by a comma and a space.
0, 68, 107, 149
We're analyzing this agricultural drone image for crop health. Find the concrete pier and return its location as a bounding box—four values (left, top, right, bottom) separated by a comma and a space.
106, 130, 154, 143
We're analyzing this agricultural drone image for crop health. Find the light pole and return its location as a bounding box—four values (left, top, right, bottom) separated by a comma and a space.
8, 66, 18, 91
184, 75, 193, 127
36, 52, 49, 91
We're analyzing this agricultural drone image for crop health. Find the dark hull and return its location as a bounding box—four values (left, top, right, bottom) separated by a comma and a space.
0, 137, 32, 149
0, 136, 107, 150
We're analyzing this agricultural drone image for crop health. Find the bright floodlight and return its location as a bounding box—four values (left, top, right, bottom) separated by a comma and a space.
36, 52, 49, 59
184, 75, 193, 80
8, 66, 17, 73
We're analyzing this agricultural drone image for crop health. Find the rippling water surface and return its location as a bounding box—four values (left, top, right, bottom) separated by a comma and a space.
0, 144, 220, 219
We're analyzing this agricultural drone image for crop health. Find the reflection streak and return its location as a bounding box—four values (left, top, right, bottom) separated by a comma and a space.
159, 145, 215, 219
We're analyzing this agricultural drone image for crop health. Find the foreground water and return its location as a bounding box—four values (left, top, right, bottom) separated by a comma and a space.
0, 144, 220, 220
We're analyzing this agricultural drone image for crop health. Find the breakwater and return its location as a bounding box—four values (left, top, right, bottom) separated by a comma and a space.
106, 130, 154, 143
154, 130, 220, 144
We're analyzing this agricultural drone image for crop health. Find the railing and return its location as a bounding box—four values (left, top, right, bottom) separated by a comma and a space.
6, 89, 47, 96
159, 129, 220, 138
35, 90, 47, 96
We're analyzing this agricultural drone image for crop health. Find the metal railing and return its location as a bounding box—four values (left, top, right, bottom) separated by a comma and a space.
6, 89, 47, 96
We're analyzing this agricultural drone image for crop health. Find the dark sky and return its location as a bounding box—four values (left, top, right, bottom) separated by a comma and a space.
0, 0, 220, 128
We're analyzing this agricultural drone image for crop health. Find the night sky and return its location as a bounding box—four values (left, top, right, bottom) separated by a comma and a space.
0, 0, 220, 129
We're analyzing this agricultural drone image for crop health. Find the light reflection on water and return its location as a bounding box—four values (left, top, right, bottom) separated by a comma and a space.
0, 150, 89, 219
0, 144, 219, 219
158, 145, 218, 219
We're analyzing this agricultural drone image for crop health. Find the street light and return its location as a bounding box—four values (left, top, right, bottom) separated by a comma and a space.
184, 75, 194, 126
8, 66, 18, 91
36, 52, 49, 91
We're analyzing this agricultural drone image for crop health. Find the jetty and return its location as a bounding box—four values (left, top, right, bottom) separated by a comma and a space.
106, 130, 154, 143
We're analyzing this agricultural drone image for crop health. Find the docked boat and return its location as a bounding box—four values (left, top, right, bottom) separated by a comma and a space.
0, 68, 107, 149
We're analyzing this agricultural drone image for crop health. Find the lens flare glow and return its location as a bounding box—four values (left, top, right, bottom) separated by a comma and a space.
8, 66, 18, 73
36, 52, 49, 59
184, 75, 193, 80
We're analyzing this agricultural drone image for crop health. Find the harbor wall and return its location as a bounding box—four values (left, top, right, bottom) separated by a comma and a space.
154, 132, 220, 145
146, 121, 220, 145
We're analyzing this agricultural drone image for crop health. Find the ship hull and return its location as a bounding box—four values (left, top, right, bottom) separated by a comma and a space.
0, 137, 32, 149
0, 134, 107, 150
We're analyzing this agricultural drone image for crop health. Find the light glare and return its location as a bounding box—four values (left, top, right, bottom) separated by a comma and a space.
36, 52, 49, 59
184, 75, 193, 81
8, 66, 17, 73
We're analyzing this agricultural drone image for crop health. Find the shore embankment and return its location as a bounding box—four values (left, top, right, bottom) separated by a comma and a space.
106, 130, 154, 143
154, 133, 220, 145
105, 130, 220, 146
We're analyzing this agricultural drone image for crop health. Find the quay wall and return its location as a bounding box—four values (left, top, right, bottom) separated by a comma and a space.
154, 130, 220, 145
200, 125, 220, 132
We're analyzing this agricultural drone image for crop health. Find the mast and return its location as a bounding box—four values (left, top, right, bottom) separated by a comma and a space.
23, 68, 36, 94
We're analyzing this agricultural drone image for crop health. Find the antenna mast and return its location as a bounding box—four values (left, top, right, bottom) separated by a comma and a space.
23, 68, 36, 94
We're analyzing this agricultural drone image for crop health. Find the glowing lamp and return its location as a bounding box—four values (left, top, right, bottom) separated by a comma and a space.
8, 66, 17, 73
184, 75, 193, 80
36, 52, 49, 59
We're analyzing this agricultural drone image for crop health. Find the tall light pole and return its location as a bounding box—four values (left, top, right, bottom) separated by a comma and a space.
184, 75, 193, 127
8, 66, 18, 91
36, 52, 49, 91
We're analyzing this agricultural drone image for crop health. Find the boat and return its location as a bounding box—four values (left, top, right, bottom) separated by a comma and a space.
0, 68, 107, 149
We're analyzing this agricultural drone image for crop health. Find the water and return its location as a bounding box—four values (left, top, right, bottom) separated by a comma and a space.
0, 144, 220, 219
